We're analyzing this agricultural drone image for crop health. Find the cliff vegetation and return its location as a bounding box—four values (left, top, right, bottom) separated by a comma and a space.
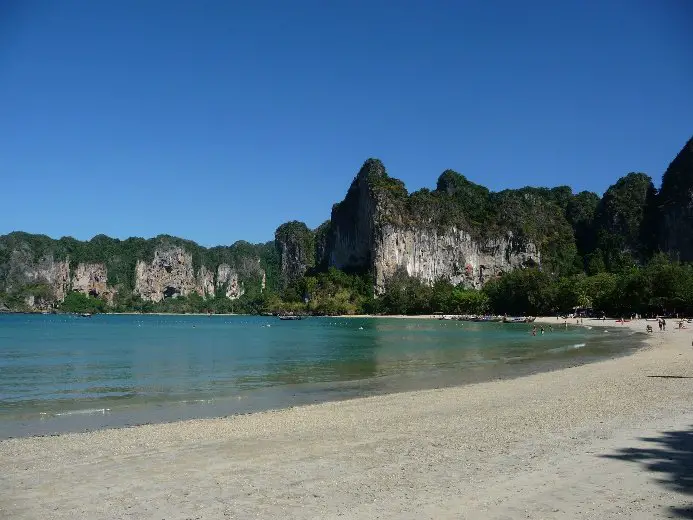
1, 135, 692, 317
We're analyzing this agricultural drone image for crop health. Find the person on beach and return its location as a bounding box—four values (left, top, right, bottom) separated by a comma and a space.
662, 318, 667, 331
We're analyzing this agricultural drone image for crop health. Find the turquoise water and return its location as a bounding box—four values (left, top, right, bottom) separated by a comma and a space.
0, 314, 639, 438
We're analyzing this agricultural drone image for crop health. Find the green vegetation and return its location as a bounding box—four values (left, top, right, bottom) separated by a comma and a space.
274, 221, 316, 285
483, 253, 693, 317
0, 232, 279, 300
258, 253, 693, 317
3, 139, 693, 318
60, 291, 108, 314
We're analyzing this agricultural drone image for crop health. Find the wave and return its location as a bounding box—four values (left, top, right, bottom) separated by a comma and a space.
548, 343, 587, 354
41, 408, 111, 417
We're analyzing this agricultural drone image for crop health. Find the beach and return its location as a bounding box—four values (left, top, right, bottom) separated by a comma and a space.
1, 319, 692, 519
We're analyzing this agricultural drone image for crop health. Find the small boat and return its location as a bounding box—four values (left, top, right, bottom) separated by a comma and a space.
79, 313, 92, 318
278, 315, 303, 321
502, 316, 536, 324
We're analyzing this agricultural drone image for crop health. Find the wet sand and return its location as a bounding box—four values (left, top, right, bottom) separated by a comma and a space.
1, 319, 692, 519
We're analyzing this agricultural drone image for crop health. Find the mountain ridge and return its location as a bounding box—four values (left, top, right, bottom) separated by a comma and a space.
1, 135, 691, 312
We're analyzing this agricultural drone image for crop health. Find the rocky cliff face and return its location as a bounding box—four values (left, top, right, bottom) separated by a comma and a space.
22, 255, 71, 301
327, 160, 540, 292
134, 247, 231, 302
274, 221, 315, 286
72, 263, 116, 303
659, 137, 693, 261
134, 248, 258, 302
0, 247, 116, 307
216, 264, 244, 299
135, 248, 197, 302
373, 225, 538, 291
329, 161, 381, 272
0, 231, 272, 310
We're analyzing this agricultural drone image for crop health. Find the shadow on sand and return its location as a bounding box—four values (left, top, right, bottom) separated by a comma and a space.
603, 426, 693, 518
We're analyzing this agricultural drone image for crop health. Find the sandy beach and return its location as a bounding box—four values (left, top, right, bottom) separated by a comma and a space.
1, 319, 692, 519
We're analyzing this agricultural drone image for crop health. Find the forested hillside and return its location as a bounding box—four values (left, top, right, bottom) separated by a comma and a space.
1, 136, 691, 316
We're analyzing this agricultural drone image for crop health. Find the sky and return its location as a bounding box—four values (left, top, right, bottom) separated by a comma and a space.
1, 0, 692, 247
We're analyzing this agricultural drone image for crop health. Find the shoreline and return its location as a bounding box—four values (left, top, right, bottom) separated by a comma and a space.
3, 310, 679, 329
0, 317, 641, 440
3, 321, 692, 518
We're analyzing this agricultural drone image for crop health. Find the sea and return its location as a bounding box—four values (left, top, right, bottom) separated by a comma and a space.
0, 314, 640, 438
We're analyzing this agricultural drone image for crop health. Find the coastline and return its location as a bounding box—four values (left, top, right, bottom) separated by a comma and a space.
2, 321, 692, 518
0, 315, 640, 439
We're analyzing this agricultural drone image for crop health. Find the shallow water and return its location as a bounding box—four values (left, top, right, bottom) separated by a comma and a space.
0, 314, 639, 438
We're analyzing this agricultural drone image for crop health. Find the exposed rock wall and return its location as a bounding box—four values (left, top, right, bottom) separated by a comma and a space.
329, 162, 380, 271
275, 221, 315, 286
327, 160, 540, 293
374, 225, 539, 291
197, 266, 215, 298
24, 256, 71, 301
1, 253, 117, 307
72, 263, 116, 303
133, 249, 258, 302
0, 234, 273, 310
134, 248, 198, 302
216, 264, 244, 299
660, 137, 693, 261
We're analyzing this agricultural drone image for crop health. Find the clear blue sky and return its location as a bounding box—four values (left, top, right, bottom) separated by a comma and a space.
1, 0, 691, 246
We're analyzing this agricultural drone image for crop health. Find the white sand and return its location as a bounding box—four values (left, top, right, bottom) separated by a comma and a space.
2, 319, 692, 519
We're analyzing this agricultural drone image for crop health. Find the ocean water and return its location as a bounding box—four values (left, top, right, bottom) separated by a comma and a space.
0, 314, 639, 438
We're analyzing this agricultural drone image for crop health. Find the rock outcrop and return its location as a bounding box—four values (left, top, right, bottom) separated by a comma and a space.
133, 248, 261, 302
134, 247, 199, 302
327, 159, 540, 292
659, 137, 693, 261
197, 266, 215, 298
216, 264, 244, 299
1, 249, 70, 304
72, 263, 116, 303
593, 172, 657, 263
275, 221, 316, 286
0, 248, 117, 307
0, 233, 273, 310
24, 256, 71, 301
373, 225, 538, 291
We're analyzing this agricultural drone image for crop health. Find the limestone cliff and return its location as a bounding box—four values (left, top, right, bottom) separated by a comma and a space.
0, 231, 274, 310
327, 160, 541, 292
0, 244, 116, 307
275, 221, 316, 286
197, 266, 216, 298
659, 136, 693, 261
134, 247, 205, 302
373, 225, 538, 291
71, 263, 116, 304
23, 256, 71, 301
216, 264, 244, 299
133, 248, 261, 302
